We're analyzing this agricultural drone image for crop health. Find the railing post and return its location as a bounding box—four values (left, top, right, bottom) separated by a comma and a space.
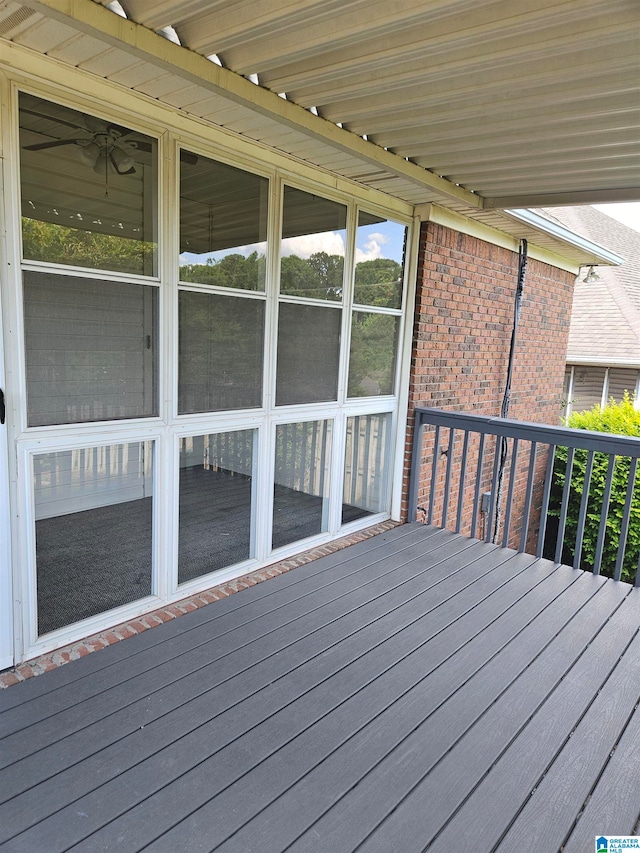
408, 412, 424, 522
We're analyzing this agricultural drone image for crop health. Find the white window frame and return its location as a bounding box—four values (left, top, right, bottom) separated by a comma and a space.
0, 65, 416, 663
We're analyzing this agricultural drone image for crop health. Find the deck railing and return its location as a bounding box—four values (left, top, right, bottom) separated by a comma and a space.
409, 407, 640, 586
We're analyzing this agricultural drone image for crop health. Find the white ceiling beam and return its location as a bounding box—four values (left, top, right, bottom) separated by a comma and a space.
436, 152, 640, 185
316, 57, 638, 124
22, 0, 482, 209
176, 0, 475, 60
397, 126, 640, 164
485, 188, 640, 210
346, 81, 639, 136
289, 38, 637, 109
119, 0, 227, 31
257, 9, 633, 94
374, 105, 640, 151
219, 0, 604, 78
347, 89, 640, 139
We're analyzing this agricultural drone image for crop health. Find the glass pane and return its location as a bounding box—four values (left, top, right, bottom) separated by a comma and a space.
354, 213, 407, 309
19, 92, 157, 276
280, 186, 346, 301
179, 290, 264, 414
276, 303, 341, 405
273, 420, 332, 549
34, 441, 153, 635
348, 311, 400, 397
343, 414, 392, 523
24, 271, 158, 426
180, 152, 268, 291
179, 431, 255, 583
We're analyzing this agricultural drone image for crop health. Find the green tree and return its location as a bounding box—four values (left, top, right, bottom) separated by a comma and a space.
347, 313, 398, 396
550, 394, 640, 584
22, 217, 155, 275
180, 251, 265, 291
354, 258, 402, 308
280, 251, 342, 300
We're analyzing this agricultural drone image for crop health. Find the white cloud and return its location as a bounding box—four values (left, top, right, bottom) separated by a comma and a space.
355, 231, 389, 263
281, 231, 345, 258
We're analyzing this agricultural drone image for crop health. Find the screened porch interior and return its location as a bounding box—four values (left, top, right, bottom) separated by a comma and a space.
16, 89, 406, 648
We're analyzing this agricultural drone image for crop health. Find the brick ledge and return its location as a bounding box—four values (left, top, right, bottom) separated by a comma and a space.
1, 520, 400, 689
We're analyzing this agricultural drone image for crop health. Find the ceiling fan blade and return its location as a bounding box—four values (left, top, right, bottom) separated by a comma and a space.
23, 139, 84, 151
106, 122, 138, 138
20, 107, 87, 132
179, 150, 199, 165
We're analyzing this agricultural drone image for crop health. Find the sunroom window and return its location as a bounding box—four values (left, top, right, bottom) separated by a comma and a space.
179, 152, 268, 291
347, 213, 407, 398
19, 92, 158, 277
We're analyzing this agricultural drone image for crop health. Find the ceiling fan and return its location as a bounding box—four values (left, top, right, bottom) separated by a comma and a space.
21, 108, 149, 175
21, 106, 199, 176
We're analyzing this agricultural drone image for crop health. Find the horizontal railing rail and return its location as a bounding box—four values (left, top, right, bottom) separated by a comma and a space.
409, 407, 640, 586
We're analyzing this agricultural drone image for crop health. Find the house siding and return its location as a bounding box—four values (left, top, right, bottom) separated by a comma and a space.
403, 222, 576, 546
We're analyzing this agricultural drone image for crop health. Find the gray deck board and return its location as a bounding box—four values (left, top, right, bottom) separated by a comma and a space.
496, 613, 640, 852
0, 528, 467, 767
1, 523, 639, 852
0, 523, 426, 712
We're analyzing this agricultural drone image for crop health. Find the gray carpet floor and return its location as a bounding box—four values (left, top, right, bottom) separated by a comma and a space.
36, 467, 371, 635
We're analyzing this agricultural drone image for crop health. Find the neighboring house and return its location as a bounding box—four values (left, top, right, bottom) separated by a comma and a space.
0, 1, 634, 668
537, 206, 640, 417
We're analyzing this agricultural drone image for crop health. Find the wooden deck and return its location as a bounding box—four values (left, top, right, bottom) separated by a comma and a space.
1, 523, 639, 852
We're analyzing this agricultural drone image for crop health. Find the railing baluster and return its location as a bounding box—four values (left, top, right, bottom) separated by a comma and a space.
410, 407, 640, 583
441, 428, 456, 529
519, 441, 538, 553
502, 438, 519, 549
470, 433, 486, 540
614, 456, 637, 582
427, 425, 441, 526
536, 444, 556, 558
593, 455, 616, 575
408, 414, 424, 522
555, 446, 575, 564
574, 450, 594, 570
455, 430, 470, 534
487, 436, 503, 543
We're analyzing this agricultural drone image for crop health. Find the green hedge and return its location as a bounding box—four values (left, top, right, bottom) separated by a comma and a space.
550, 394, 640, 584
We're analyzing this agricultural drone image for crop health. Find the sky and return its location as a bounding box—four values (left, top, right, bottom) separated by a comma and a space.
180, 219, 407, 265
593, 203, 640, 233
179, 205, 640, 267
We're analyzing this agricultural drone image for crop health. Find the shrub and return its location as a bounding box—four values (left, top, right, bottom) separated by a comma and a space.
550, 394, 640, 584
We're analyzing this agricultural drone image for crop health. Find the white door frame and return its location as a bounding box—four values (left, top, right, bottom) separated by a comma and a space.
0, 157, 14, 670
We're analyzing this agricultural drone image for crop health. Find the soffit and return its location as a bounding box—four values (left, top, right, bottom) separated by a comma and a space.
1, 0, 638, 265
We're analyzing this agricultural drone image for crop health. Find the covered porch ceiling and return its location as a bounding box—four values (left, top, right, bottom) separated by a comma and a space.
1, 0, 638, 261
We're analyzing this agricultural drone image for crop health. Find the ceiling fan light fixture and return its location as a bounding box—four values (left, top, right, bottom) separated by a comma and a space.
77, 141, 100, 167
110, 146, 136, 173
93, 154, 109, 175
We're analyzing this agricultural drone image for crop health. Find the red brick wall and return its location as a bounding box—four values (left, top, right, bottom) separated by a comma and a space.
402, 221, 576, 548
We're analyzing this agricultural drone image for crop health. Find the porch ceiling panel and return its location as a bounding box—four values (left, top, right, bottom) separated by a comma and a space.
106, 0, 640, 211
1, 0, 638, 254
